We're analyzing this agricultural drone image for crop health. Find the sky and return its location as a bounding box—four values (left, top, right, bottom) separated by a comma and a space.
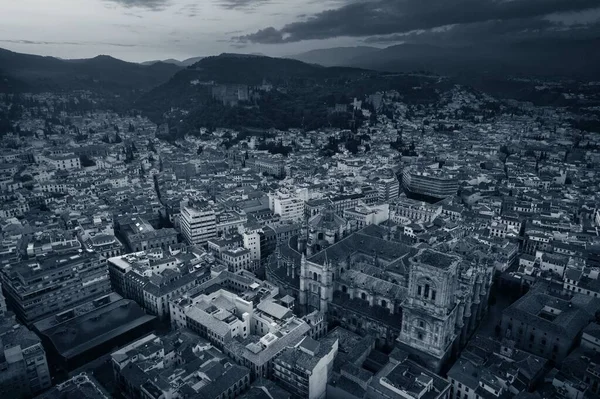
1, 0, 600, 62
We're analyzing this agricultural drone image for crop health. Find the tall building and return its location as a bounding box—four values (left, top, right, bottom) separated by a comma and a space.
377, 174, 400, 203
269, 191, 305, 223
1, 252, 111, 325
273, 336, 338, 399
0, 314, 52, 398
396, 250, 464, 370
402, 166, 459, 201
243, 229, 262, 263
180, 199, 217, 245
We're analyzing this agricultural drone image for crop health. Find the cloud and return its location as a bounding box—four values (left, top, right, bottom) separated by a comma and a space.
362, 17, 600, 46
175, 3, 200, 17
0, 39, 141, 47
236, 0, 600, 43
103, 0, 172, 11
215, 0, 272, 11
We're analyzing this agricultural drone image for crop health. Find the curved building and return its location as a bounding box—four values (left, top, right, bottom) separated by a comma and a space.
402, 166, 458, 202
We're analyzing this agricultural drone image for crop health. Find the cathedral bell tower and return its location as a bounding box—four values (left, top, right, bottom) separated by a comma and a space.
397, 248, 461, 372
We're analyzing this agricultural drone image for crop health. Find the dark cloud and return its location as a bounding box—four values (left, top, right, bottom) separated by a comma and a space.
103, 0, 171, 11
236, 0, 600, 43
363, 17, 600, 46
215, 0, 272, 11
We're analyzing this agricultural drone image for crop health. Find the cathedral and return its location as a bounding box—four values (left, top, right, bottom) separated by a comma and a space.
266, 221, 494, 372
299, 204, 354, 257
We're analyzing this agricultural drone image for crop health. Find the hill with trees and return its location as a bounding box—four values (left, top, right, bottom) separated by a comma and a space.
136, 53, 449, 136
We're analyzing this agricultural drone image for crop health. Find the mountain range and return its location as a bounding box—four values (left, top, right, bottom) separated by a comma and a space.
289, 39, 600, 79
0, 48, 182, 94
140, 57, 205, 67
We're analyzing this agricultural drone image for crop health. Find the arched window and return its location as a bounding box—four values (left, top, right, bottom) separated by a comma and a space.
342, 285, 347, 293
313, 272, 318, 281
361, 292, 366, 300
381, 300, 387, 308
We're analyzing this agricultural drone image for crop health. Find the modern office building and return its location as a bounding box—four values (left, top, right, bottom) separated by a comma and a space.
180, 199, 217, 245
377, 174, 400, 203
33, 293, 156, 372
1, 252, 111, 325
269, 190, 305, 222
402, 166, 459, 201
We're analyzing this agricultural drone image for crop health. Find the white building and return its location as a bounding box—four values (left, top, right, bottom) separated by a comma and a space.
243, 229, 261, 262
268, 190, 304, 222
343, 204, 389, 229
47, 154, 81, 170
180, 200, 217, 245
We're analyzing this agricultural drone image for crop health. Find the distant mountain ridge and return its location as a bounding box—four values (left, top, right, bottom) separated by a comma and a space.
290, 40, 600, 79
289, 46, 380, 66
141, 56, 205, 67
0, 48, 183, 94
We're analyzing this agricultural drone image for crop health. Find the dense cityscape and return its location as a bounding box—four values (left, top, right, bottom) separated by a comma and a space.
0, 70, 599, 399
1, 1, 600, 398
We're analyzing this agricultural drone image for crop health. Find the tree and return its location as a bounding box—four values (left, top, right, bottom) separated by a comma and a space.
79, 155, 96, 167
18, 174, 33, 182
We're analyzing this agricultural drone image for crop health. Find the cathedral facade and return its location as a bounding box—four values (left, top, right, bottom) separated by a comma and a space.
266, 223, 493, 372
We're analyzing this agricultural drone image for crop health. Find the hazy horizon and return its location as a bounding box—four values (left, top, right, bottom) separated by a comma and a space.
2, 0, 600, 63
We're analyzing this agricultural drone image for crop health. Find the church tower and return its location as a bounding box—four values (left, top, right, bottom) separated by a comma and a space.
397, 248, 461, 372
320, 258, 334, 313
299, 252, 308, 310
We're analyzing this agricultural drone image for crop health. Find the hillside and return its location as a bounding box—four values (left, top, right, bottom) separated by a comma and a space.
136, 53, 448, 134
141, 56, 205, 67
290, 46, 380, 67
0, 48, 182, 95
341, 40, 600, 80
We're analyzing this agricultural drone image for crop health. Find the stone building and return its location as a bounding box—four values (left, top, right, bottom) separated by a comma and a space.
266, 224, 494, 372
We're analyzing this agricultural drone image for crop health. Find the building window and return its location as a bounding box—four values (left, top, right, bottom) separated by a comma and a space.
418, 286, 422, 296
431, 290, 437, 301
424, 284, 430, 298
